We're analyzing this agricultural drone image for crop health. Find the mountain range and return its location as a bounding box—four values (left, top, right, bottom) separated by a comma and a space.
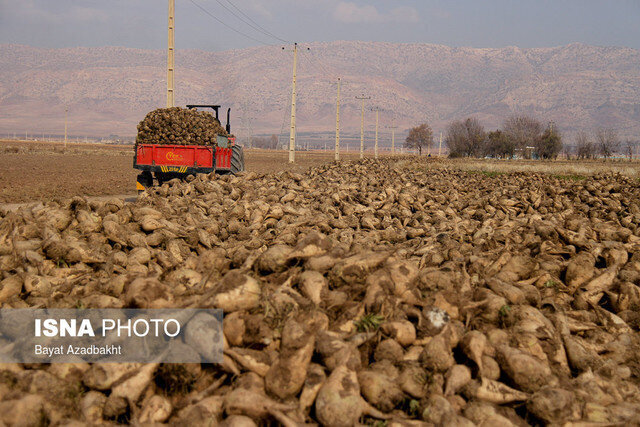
1, 41, 639, 142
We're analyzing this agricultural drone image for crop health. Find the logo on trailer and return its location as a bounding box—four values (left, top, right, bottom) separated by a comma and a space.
166, 152, 184, 161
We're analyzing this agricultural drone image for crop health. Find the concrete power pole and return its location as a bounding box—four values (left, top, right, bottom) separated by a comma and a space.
356, 95, 370, 159
391, 128, 395, 155
287, 43, 299, 163
64, 108, 68, 148
334, 78, 341, 161
374, 108, 379, 159
438, 132, 443, 157
388, 118, 398, 155
167, 0, 175, 107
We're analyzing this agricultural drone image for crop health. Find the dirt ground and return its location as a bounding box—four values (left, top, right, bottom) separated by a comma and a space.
0, 140, 360, 203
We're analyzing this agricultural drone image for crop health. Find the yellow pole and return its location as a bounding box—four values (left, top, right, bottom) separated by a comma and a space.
289, 43, 298, 163
335, 78, 341, 161
167, 0, 175, 107
374, 108, 379, 159
438, 131, 442, 157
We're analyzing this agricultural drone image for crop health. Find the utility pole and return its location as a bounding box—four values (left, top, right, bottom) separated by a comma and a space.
388, 118, 398, 155
64, 108, 68, 148
334, 78, 341, 161
374, 107, 379, 159
391, 128, 395, 155
356, 95, 370, 159
438, 131, 443, 157
285, 43, 299, 163
167, 0, 175, 107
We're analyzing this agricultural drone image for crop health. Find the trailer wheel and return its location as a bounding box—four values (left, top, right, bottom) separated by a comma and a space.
156, 172, 184, 185
230, 145, 245, 174
155, 172, 166, 186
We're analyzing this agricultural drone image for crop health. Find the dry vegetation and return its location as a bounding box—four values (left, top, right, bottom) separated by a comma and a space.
1, 157, 639, 425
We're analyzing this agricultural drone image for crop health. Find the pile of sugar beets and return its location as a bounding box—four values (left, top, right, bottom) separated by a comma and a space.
136, 107, 228, 146
1, 157, 640, 425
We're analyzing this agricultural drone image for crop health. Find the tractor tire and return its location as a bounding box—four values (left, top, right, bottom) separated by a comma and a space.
230, 145, 245, 174
154, 172, 167, 185
155, 172, 184, 185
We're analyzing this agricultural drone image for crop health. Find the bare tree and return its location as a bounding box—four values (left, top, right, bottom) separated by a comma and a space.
269, 134, 279, 149
503, 114, 543, 158
595, 128, 619, 159
561, 142, 571, 159
624, 139, 635, 160
446, 117, 486, 158
575, 131, 595, 159
252, 134, 279, 149
404, 123, 433, 156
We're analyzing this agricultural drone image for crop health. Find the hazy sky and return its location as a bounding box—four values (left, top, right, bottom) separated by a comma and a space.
1, 0, 639, 51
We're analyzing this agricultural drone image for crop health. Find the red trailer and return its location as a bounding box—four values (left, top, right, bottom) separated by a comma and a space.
133, 105, 244, 191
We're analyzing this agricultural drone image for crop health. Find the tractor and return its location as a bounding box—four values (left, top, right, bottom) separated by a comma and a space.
134, 105, 245, 191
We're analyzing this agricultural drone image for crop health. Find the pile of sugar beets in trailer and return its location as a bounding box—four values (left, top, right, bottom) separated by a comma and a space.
1, 157, 640, 425
136, 107, 228, 146
134, 106, 245, 189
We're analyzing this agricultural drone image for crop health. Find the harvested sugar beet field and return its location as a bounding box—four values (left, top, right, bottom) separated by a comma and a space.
1, 157, 640, 425
0, 140, 360, 204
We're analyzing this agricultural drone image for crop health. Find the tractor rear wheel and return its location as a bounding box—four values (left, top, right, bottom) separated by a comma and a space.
230, 145, 245, 174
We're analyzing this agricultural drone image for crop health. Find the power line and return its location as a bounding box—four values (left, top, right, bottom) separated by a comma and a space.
299, 49, 331, 85
187, 0, 273, 46
223, 0, 290, 43
305, 48, 334, 81
210, 0, 288, 43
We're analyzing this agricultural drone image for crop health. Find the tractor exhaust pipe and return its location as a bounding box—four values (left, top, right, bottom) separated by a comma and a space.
226, 108, 231, 134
